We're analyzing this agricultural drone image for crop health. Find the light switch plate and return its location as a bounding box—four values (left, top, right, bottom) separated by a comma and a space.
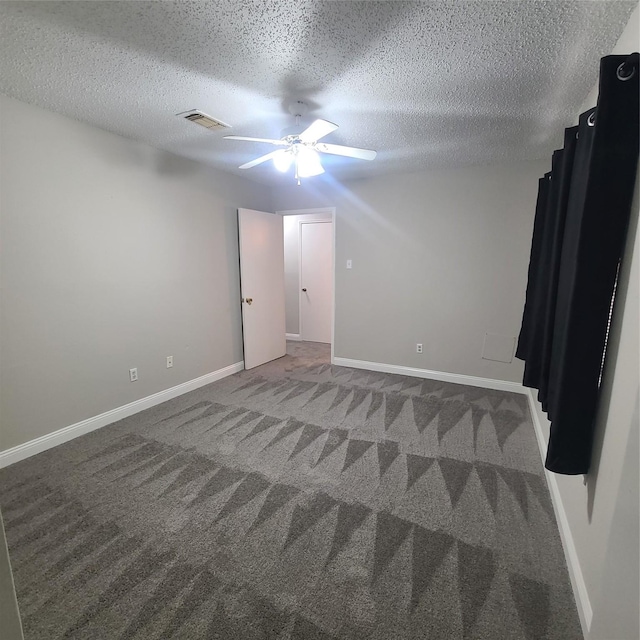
346, 260, 352, 269
481, 333, 515, 363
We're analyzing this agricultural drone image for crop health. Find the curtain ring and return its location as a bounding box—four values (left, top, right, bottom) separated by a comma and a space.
587, 112, 596, 127
617, 62, 636, 81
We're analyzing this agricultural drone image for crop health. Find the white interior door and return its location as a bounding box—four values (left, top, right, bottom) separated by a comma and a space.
238, 208, 286, 369
300, 221, 333, 343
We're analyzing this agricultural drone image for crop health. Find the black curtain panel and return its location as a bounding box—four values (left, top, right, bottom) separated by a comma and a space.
536, 127, 578, 409
522, 129, 579, 395
517, 52, 639, 475
515, 173, 551, 362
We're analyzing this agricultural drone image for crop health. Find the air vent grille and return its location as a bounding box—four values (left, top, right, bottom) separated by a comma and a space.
180, 110, 230, 131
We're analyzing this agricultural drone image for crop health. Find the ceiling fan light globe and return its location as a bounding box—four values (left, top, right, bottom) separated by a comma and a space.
297, 147, 324, 177
273, 150, 292, 172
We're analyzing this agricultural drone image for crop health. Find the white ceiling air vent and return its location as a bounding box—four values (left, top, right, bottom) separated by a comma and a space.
179, 110, 230, 131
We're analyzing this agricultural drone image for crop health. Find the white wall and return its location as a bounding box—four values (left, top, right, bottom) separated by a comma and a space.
282, 210, 333, 336
0, 94, 271, 452
530, 8, 639, 639
273, 160, 546, 382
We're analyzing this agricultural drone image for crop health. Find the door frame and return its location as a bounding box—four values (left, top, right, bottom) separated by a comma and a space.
277, 207, 336, 363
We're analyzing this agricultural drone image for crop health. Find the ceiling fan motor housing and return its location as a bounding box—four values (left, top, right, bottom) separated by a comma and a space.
280, 124, 307, 139
281, 100, 311, 138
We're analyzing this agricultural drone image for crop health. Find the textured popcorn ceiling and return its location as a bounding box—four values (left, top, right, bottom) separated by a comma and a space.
0, 1, 636, 184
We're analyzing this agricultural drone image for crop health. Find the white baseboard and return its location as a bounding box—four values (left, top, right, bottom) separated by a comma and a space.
285, 333, 302, 341
0, 361, 244, 469
526, 389, 592, 638
332, 357, 526, 394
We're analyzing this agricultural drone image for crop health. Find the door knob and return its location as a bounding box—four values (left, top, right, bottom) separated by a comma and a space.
245, 297, 253, 305
302, 288, 307, 292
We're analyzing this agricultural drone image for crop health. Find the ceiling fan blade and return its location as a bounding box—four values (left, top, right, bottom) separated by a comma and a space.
239, 151, 281, 169
315, 143, 377, 161
298, 119, 338, 143
225, 135, 288, 146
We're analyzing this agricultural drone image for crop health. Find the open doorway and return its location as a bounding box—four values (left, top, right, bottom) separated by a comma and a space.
280, 208, 335, 357
237, 207, 335, 370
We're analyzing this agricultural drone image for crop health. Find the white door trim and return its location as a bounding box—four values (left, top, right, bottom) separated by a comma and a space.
277, 207, 336, 360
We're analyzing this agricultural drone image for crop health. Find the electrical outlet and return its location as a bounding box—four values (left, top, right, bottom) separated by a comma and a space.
166, 356, 173, 368
129, 368, 138, 382
416, 343, 423, 354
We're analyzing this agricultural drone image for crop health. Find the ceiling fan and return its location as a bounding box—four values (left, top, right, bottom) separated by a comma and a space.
224, 102, 376, 183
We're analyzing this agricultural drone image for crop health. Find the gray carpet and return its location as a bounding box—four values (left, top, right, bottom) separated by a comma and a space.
0, 342, 582, 639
